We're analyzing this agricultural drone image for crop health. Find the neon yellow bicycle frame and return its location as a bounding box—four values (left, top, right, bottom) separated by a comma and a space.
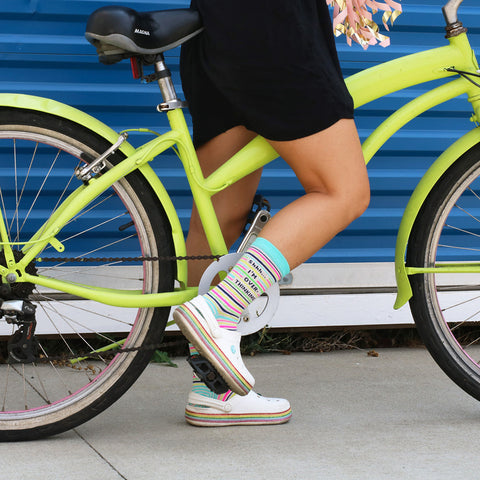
1, 32, 479, 310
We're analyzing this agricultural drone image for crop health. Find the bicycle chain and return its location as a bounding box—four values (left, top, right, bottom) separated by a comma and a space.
36, 254, 222, 263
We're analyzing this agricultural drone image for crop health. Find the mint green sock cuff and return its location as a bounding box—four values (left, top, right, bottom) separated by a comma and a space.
252, 237, 291, 278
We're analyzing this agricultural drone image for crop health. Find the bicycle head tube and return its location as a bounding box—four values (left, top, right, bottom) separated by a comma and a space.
443, 0, 467, 38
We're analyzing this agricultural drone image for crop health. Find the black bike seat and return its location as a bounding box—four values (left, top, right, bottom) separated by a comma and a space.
85, 6, 203, 64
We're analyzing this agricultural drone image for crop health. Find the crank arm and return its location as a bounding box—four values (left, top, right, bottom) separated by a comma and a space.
237, 209, 271, 253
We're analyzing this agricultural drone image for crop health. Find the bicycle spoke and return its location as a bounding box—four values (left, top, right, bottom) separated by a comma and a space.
466, 186, 480, 202
0, 185, 10, 241
63, 193, 116, 227
407, 147, 480, 402
37, 298, 111, 361
39, 234, 138, 269
453, 202, 480, 227
445, 224, 480, 239
35, 292, 135, 327
13, 139, 19, 239
37, 341, 74, 397
28, 363, 51, 406
8, 140, 39, 238
35, 300, 103, 375
442, 294, 480, 313
58, 212, 130, 245
38, 265, 143, 283
37, 193, 118, 254
438, 244, 480, 253
48, 164, 80, 217
2, 364, 11, 412
8, 363, 49, 408
0, 114, 173, 439
22, 364, 27, 410
32, 166, 82, 248
15, 147, 62, 242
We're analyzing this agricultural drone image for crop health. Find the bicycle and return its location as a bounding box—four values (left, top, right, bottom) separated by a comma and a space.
1, 0, 480, 441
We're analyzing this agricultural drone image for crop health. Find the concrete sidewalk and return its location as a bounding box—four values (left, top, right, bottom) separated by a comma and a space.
2, 348, 480, 479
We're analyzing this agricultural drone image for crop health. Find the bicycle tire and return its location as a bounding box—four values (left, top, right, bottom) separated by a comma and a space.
408, 142, 480, 401
0, 107, 175, 440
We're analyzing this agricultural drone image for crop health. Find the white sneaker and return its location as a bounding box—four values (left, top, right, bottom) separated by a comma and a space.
185, 391, 292, 427
173, 296, 255, 396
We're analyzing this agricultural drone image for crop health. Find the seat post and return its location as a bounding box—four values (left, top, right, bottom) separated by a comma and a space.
154, 56, 187, 111
154, 57, 176, 102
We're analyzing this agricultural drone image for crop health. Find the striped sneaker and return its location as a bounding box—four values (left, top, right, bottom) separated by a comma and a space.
173, 296, 255, 396
185, 391, 292, 427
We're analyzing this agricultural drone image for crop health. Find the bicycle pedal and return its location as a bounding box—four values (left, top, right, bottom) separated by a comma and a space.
187, 354, 230, 394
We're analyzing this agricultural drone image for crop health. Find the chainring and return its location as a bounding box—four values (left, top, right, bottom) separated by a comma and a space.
197, 252, 280, 335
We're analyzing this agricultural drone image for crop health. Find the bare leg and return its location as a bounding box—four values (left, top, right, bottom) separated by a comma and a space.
260, 118, 369, 268
186, 126, 262, 286
175, 118, 368, 400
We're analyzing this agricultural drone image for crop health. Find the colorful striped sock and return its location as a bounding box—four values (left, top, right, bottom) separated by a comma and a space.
203, 237, 290, 330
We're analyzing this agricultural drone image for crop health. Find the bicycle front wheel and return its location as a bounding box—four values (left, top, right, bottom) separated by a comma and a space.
0, 108, 176, 440
408, 142, 480, 401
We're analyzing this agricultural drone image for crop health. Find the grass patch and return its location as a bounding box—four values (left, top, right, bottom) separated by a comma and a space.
2, 326, 461, 364
240, 327, 424, 356
156, 327, 425, 358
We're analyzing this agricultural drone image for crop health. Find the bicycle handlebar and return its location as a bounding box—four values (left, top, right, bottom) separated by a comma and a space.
443, 0, 463, 25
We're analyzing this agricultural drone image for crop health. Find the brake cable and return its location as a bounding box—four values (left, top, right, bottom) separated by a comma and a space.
446, 67, 480, 89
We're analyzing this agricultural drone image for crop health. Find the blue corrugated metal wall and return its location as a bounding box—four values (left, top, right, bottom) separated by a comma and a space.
1, 0, 479, 263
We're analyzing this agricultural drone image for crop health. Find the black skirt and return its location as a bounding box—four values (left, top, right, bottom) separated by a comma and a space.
180, 0, 354, 147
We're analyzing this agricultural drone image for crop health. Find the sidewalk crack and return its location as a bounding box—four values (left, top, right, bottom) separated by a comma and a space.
73, 429, 128, 480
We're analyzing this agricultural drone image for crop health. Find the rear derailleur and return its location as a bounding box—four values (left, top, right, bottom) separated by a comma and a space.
1, 299, 38, 364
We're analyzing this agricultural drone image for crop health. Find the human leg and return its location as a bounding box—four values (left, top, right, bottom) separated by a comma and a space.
188, 117, 368, 326
175, 118, 369, 398
186, 126, 261, 286
185, 124, 259, 384
260, 118, 370, 268
182, 126, 292, 423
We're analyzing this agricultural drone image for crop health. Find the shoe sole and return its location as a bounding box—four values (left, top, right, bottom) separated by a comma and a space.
173, 304, 253, 395
185, 407, 292, 427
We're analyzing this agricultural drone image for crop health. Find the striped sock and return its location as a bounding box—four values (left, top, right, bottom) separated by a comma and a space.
203, 237, 290, 330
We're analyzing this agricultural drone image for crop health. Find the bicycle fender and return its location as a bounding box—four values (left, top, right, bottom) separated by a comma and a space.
0, 93, 187, 285
0, 93, 138, 156
394, 126, 480, 309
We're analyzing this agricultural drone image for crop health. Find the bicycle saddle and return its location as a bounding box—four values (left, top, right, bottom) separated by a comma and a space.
85, 6, 203, 64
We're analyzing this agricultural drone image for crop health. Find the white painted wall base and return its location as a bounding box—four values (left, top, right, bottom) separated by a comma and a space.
0, 263, 416, 336
165, 292, 414, 333
166, 262, 415, 332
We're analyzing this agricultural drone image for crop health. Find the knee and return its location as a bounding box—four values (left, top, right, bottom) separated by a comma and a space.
335, 175, 370, 226
352, 180, 370, 219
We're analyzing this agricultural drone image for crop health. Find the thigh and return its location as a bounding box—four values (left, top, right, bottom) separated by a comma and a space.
267, 118, 368, 200
258, 119, 369, 268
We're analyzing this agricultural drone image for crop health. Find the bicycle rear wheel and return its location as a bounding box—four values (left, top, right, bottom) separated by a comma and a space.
0, 108, 175, 440
408, 142, 480, 401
